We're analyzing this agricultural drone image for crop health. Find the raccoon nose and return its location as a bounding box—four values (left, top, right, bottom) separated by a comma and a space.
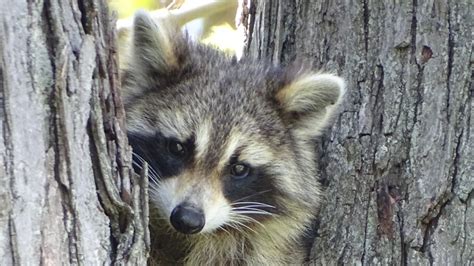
170, 204, 205, 234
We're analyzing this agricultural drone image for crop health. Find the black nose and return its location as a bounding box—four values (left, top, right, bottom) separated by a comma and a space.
170, 204, 205, 234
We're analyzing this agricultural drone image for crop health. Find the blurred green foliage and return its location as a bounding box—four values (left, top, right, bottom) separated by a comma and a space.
110, 0, 240, 55
109, 0, 159, 18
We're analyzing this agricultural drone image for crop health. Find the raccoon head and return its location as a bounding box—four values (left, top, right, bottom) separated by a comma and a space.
123, 11, 345, 235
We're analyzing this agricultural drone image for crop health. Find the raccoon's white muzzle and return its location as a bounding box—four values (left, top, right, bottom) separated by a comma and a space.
152, 177, 232, 234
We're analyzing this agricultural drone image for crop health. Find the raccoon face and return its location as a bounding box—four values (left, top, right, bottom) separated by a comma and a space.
123, 11, 345, 235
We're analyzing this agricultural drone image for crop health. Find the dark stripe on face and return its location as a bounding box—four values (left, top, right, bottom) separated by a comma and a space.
222, 157, 285, 219
128, 132, 195, 179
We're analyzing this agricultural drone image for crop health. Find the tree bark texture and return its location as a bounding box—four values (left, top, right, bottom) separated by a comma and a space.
242, 0, 472, 264
0, 0, 148, 264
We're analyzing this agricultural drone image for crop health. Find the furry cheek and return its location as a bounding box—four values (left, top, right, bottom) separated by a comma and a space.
149, 177, 182, 219
200, 192, 232, 233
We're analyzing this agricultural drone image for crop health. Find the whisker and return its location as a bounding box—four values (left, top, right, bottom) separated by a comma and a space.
230, 201, 276, 208
132, 160, 160, 186
232, 189, 272, 202
217, 225, 233, 238
231, 207, 274, 213
232, 211, 274, 216
231, 204, 276, 210
132, 152, 162, 178
228, 219, 257, 235
230, 212, 270, 231
234, 214, 267, 229
132, 152, 162, 185
224, 221, 245, 235
231, 206, 271, 210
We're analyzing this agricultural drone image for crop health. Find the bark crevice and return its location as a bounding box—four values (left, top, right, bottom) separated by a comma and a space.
244, 0, 473, 264
0, 0, 147, 264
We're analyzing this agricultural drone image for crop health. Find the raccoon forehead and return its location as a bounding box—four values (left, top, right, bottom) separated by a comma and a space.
127, 86, 283, 138
126, 102, 195, 140
217, 130, 280, 169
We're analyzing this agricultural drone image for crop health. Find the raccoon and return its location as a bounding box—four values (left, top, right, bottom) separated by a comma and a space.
122, 11, 345, 265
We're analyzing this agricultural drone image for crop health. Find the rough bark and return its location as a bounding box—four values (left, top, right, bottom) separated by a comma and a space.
0, 0, 148, 264
242, 0, 473, 264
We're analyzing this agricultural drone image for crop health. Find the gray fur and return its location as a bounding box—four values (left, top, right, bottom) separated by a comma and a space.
122, 11, 345, 265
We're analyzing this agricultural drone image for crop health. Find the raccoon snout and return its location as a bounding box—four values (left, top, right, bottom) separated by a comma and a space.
170, 204, 205, 234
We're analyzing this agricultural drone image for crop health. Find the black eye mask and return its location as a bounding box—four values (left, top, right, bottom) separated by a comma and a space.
222, 155, 284, 217
128, 131, 195, 179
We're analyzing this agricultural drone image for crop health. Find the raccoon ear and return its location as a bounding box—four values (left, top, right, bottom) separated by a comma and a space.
275, 73, 346, 137
126, 10, 188, 81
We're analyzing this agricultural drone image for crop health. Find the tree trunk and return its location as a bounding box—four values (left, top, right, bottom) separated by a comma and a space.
241, 0, 473, 264
0, 0, 148, 264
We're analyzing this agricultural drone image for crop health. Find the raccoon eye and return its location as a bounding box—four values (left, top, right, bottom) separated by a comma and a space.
230, 163, 250, 179
167, 140, 186, 157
